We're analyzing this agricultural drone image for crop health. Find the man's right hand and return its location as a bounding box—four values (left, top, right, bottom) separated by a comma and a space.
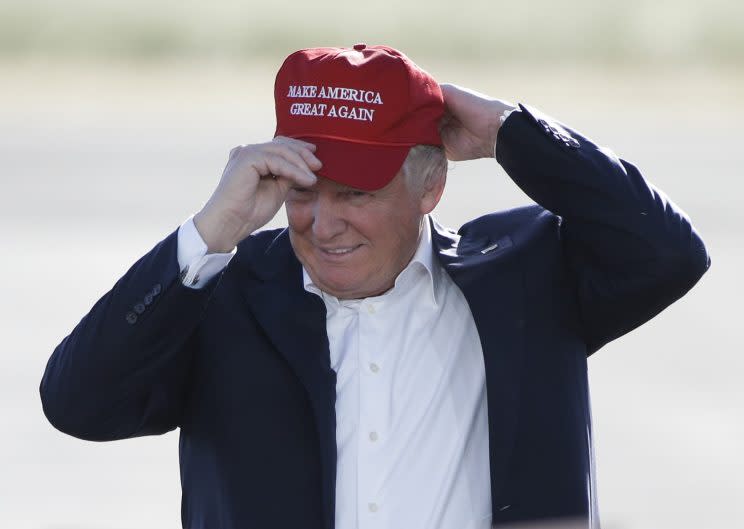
194, 137, 321, 253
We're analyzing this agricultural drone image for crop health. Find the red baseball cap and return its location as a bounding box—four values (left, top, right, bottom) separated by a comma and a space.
274, 44, 444, 191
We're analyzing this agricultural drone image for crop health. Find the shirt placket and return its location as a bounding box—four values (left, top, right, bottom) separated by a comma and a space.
330, 300, 361, 529
356, 297, 389, 529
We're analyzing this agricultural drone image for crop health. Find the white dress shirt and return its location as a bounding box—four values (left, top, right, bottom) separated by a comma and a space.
177, 217, 492, 529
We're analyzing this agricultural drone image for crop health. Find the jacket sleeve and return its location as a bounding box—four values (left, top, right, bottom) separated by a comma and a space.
40, 228, 223, 441
496, 104, 711, 354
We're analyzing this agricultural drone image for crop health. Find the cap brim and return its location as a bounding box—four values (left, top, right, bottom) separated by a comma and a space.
297, 137, 411, 191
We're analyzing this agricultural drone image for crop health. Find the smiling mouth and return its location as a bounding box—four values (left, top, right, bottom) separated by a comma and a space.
319, 244, 362, 256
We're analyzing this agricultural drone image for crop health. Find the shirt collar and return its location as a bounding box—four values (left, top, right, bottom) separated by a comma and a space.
302, 215, 440, 308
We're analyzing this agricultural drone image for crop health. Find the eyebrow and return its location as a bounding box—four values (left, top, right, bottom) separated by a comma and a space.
336, 183, 370, 193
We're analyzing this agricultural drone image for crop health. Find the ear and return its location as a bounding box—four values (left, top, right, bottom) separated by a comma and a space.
418, 167, 447, 215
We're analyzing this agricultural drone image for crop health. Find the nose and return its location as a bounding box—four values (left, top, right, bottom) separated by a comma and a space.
312, 193, 346, 241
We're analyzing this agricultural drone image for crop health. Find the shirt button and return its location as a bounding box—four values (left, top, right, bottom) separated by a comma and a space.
369, 431, 379, 442
368, 502, 378, 513
367, 304, 376, 314
369, 362, 380, 373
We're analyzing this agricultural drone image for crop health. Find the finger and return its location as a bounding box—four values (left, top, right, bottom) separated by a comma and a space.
273, 135, 317, 151
228, 145, 244, 161
276, 142, 322, 172
441, 83, 493, 103
260, 153, 317, 187
271, 138, 322, 169
262, 142, 319, 179
439, 83, 477, 121
298, 147, 322, 171
439, 83, 463, 109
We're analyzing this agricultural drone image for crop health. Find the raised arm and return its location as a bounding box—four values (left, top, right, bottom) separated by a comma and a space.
40, 138, 321, 440
439, 83, 710, 353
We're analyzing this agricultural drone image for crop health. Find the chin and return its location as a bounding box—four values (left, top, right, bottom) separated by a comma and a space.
316, 276, 363, 298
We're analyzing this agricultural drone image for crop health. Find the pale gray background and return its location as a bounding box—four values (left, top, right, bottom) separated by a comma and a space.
1, 1, 742, 527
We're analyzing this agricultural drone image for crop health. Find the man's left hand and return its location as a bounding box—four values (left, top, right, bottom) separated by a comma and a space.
439, 83, 516, 161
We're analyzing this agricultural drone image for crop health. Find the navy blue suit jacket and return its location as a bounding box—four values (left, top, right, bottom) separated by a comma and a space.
41, 105, 710, 528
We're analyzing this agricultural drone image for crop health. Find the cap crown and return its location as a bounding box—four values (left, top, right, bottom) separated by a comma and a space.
274, 45, 444, 147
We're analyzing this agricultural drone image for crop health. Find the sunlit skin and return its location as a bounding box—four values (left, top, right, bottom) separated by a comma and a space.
286, 169, 444, 300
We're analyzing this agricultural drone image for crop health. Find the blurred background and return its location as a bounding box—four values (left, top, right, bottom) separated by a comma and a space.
1, 0, 742, 527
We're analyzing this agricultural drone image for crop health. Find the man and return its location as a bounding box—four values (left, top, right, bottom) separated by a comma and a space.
40, 44, 710, 529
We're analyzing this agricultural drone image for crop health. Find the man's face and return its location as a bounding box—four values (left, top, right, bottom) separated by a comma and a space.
286, 170, 427, 299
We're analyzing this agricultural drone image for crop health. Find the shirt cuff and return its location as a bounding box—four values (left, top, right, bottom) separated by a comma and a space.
177, 215, 236, 289
494, 108, 518, 159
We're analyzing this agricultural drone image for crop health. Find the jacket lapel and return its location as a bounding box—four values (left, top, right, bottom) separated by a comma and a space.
431, 218, 526, 508
236, 230, 338, 529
